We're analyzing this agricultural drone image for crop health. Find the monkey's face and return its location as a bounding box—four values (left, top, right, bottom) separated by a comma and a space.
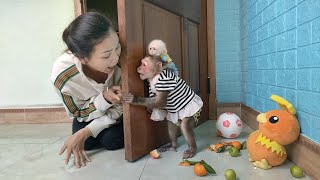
148, 44, 160, 56
148, 41, 165, 56
137, 57, 161, 80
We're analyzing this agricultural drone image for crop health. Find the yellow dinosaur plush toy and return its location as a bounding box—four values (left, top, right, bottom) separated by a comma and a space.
247, 95, 300, 169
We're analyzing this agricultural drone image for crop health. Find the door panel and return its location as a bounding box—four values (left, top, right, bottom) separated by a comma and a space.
144, 2, 182, 74
185, 20, 200, 94
146, 0, 200, 22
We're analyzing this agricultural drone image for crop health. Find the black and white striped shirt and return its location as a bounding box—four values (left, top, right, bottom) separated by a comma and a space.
149, 69, 195, 113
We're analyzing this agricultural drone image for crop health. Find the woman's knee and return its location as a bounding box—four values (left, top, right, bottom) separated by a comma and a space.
99, 124, 124, 150
103, 139, 124, 150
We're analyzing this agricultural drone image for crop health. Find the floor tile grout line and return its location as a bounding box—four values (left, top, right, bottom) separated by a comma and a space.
138, 157, 150, 180
51, 134, 71, 144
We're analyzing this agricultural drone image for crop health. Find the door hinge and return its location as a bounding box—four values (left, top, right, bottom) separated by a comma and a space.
207, 77, 210, 95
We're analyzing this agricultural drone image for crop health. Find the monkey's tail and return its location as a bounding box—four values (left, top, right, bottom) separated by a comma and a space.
193, 108, 202, 126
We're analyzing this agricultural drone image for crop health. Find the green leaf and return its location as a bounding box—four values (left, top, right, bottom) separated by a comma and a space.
200, 160, 216, 174
184, 160, 200, 165
217, 146, 226, 153
241, 141, 247, 150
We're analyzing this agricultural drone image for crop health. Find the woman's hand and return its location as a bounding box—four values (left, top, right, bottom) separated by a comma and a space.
59, 127, 92, 168
103, 86, 123, 104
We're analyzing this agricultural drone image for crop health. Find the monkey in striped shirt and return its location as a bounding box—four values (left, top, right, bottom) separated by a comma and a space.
123, 55, 203, 159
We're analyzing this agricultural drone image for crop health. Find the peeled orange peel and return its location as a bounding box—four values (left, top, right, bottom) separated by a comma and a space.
149, 149, 160, 159
204, 143, 226, 153
205, 141, 246, 154
220, 141, 242, 150
270, 94, 296, 115
178, 161, 191, 167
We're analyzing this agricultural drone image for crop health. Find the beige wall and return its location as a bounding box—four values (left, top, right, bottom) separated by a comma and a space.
0, 0, 74, 107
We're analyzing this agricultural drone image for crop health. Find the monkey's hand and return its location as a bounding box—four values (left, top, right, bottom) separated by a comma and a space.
146, 107, 153, 113
122, 93, 134, 103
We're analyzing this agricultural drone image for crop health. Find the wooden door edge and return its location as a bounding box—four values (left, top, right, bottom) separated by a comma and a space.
74, 0, 86, 17
207, 0, 216, 120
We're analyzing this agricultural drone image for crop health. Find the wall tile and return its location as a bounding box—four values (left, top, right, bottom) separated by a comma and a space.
310, 115, 320, 143
264, 99, 279, 112
252, 96, 265, 112
257, 55, 269, 69
269, 86, 286, 98
262, 2, 277, 24
269, 14, 285, 37
297, 0, 320, 25
252, 13, 263, 31
277, 70, 297, 88
257, 24, 269, 41
285, 7, 297, 30
284, 50, 297, 69
257, 0, 268, 15
269, 52, 285, 69
285, 89, 298, 107
298, 91, 320, 116
297, 22, 312, 46
247, 82, 258, 95
276, 29, 297, 51
248, 1, 257, 20
296, 110, 312, 137
263, 36, 277, 54
311, 69, 320, 92
297, 43, 320, 68
257, 84, 270, 99
297, 69, 312, 90
312, 17, 320, 43
264, 70, 277, 85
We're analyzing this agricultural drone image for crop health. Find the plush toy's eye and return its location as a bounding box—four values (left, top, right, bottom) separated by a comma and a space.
269, 116, 279, 124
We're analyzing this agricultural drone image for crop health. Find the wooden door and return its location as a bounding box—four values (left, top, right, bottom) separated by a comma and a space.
74, 0, 214, 162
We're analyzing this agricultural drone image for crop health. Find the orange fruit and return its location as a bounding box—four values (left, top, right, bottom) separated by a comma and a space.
194, 163, 207, 176
149, 149, 160, 159
231, 141, 242, 150
215, 143, 225, 152
221, 141, 232, 146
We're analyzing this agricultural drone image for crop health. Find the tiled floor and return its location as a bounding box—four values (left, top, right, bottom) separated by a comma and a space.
0, 120, 311, 180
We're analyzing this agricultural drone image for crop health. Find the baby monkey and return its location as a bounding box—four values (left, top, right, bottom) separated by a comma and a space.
148, 39, 179, 76
123, 55, 203, 159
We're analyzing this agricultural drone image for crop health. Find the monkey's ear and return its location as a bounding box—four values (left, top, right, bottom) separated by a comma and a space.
156, 62, 163, 70
163, 48, 168, 54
